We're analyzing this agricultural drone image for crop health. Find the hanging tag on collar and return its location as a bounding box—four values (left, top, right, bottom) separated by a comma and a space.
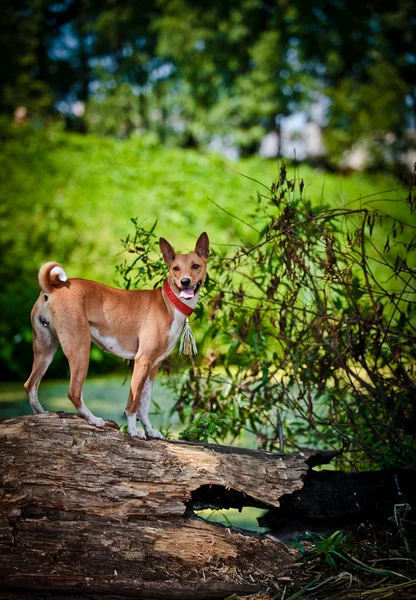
179, 317, 197, 356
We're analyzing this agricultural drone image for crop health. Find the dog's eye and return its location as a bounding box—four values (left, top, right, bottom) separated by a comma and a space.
173, 266, 180, 271
191, 264, 200, 270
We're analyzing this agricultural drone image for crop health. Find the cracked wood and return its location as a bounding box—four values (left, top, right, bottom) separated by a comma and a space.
0, 413, 328, 599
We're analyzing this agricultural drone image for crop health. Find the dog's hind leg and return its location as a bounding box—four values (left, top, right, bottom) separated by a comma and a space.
60, 329, 104, 428
24, 315, 59, 414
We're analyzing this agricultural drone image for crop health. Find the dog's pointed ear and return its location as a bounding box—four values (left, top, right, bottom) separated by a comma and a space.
195, 232, 209, 259
159, 237, 176, 266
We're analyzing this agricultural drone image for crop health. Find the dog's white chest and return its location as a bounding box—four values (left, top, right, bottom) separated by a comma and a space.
154, 310, 185, 365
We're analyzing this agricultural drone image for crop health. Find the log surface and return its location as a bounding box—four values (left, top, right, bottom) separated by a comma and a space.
0, 413, 327, 599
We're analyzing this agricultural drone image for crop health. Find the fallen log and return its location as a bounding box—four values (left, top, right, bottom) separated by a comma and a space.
0, 413, 333, 600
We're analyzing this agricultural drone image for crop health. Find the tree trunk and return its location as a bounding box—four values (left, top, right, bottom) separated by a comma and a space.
0, 413, 333, 600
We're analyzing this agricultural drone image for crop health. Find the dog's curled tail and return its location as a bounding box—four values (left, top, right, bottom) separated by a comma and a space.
38, 262, 68, 294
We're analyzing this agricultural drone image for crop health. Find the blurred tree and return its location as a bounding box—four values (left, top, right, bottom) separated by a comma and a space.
324, 61, 410, 168
0, 0, 414, 160
0, 0, 95, 121
84, 0, 158, 134
155, 0, 303, 154
154, 0, 415, 161
0, 0, 54, 117
291, 0, 415, 167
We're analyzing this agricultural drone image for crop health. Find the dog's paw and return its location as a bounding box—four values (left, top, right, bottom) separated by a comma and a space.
146, 429, 165, 440
30, 402, 48, 414
128, 428, 146, 439
89, 416, 105, 428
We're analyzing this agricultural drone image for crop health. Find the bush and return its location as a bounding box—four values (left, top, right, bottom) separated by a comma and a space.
120, 164, 416, 470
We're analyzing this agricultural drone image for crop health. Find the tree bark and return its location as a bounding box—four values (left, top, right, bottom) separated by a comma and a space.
0, 413, 332, 600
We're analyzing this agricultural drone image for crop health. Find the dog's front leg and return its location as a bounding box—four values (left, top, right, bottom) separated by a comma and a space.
137, 364, 164, 440
125, 355, 154, 438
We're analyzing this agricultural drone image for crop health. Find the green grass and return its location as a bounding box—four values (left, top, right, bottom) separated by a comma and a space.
194, 507, 269, 533
0, 124, 404, 285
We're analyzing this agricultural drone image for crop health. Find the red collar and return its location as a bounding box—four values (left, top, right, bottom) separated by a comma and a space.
163, 279, 195, 317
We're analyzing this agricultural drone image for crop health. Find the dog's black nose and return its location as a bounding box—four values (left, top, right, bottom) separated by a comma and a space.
180, 277, 191, 287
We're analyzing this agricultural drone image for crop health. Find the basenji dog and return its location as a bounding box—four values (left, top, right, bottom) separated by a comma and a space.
24, 233, 209, 438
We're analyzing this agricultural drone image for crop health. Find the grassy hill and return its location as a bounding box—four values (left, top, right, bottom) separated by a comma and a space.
0, 123, 408, 377
1, 124, 403, 281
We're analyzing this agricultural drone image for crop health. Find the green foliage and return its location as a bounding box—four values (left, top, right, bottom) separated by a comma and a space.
178, 412, 230, 443
297, 531, 348, 569
116, 219, 167, 290
159, 424, 173, 440
297, 528, 413, 578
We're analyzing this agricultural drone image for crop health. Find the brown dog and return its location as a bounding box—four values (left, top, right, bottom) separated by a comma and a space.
24, 233, 209, 438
